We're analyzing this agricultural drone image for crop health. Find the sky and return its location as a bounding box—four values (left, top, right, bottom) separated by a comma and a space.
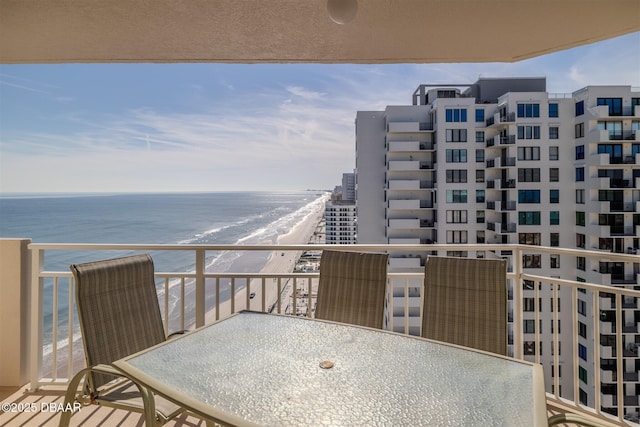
1, 32, 639, 194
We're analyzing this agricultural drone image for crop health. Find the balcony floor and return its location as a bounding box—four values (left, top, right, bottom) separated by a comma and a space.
0, 384, 619, 427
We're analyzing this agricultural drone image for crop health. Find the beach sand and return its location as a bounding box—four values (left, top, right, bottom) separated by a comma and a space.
205, 201, 325, 322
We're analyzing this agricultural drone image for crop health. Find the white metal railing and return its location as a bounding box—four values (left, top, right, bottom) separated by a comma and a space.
27, 243, 640, 425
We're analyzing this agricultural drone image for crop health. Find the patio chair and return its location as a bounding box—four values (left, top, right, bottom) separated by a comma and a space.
59, 254, 185, 427
315, 250, 389, 329
421, 256, 508, 355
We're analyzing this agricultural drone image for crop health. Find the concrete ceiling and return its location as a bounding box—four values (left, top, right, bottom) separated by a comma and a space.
1, 0, 639, 64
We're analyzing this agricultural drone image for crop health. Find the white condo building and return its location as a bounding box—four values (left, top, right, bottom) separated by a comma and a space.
325, 172, 357, 244
355, 78, 640, 418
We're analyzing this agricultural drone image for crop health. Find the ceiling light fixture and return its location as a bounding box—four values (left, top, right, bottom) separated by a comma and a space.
327, 0, 358, 24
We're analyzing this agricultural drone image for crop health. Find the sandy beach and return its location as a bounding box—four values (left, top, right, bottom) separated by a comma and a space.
205, 200, 325, 322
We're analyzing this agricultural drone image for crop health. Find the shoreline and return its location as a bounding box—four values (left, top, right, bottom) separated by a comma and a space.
204, 199, 325, 322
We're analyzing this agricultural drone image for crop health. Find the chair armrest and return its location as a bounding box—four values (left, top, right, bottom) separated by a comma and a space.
548, 413, 609, 427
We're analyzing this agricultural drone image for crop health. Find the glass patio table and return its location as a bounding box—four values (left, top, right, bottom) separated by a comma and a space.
113, 310, 547, 426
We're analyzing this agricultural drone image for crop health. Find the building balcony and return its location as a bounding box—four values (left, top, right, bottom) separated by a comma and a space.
486, 157, 516, 168
1, 240, 639, 426
487, 200, 517, 211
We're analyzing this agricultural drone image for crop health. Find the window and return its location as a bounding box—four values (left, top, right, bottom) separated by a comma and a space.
518, 146, 540, 160
475, 149, 484, 162
576, 211, 585, 226
549, 103, 558, 118
475, 170, 484, 183
579, 389, 588, 407
524, 298, 541, 312
446, 169, 467, 183
578, 321, 587, 338
575, 122, 584, 138
549, 126, 559, 139
575, 100, 584, 116
550, 233, 559, 247
476, 190, 485, 203
517, 103, 540, 118
518, 190, 540, 203
577, 255, 585, 269
519, 233, 541, 245
578, 344, 588, 361
518, 168, 540, 182
446, 210, 468, 223
446, 230, 468, 243
446, 129, 467, 142
575, 145, 584, 160
597, 121, 623, 140
550, 211, 559, 225
550, 254, 560, 268
519, 211, 541, 225
598, 143, 623, 162
550, 189, 559, 203
576, 235, 585, 249
446, 149, 467, 162
575, 167, 584, 181
576, 189, 584, 204
579, 367, 588, 385
524, 341, 537, 355
476, 211, 485, 224
517, 125, 540, 139
475, 109, 484, 123
523, 254, 541, 268
446, 190, 467, 203
549, 146, 559, 161
578, 299, 587, 316
549, 168, 559, 182
523, 319, 535, 334
446, 108, 467, 122
475, 131, 484, 142
597, 97, 622, 116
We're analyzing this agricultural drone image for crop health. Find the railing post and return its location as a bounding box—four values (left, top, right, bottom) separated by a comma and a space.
29, 245, 44, 390
0, 239, 31, 389
195, 248, 205, 328
512, 246, 523, 360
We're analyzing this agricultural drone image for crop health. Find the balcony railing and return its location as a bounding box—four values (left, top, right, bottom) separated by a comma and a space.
7, 242, 640, 426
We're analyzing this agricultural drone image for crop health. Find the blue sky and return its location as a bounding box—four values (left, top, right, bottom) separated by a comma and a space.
1, 32, 639, 193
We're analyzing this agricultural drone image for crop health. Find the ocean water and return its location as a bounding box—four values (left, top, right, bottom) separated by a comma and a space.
0, 191, 327, 357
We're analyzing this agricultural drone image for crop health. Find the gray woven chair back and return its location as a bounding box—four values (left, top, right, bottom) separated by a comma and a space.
316, 250, 389, 329
71, 254, 166, 388
422, 256, 507, 355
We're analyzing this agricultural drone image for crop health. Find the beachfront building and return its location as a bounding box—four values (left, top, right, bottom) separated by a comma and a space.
325, 173, 357, 244
355, 78, 640, 416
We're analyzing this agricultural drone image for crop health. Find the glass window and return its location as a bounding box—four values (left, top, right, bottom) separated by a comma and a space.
518, 146, 540, 160
446, 129, 467, 142
550, 189, 559, 203
576, 167, 584, 181
475, 109, 484, 123
575, 122, 584, 138
550, 211, 559, 225
597, 97, 622, 116
517, 103, 540, 118
549, 168, 559, 182
446, 169, 467, 183
475, 131, 484, 142
446, 149, 467, 163
576, 189, 584, 204
446, 190, 467, 203
446, 210, 468, 223
517, 125, 540, 139
475, 170, 484, 183
519, 211, 541, 225
476, 190, 485, 203
518, 168, 540, 182
446, 108, 467, 122
549, 127, 559, 139
575, 100, 584, 116
518, 190, 540, 203
549, 103, 558, 118
576, 211, 585, 226
475, 149, 484, 162
575, 145, 584, 160
550, 233, 559, 247
549, 146, 559, 161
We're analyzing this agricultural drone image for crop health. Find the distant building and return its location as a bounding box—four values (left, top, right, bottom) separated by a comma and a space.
355, 78, 640, 417
325, 173, 357, 244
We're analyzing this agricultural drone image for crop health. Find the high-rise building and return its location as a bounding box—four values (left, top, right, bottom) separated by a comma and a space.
325, 172, 357, 244
355, 78, 640, 416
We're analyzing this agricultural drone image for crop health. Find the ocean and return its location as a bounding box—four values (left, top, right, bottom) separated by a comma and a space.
0, 191, 327, 360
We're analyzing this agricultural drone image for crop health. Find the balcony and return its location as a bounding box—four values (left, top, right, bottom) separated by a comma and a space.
1, 241, 639, 426
387, 121, 433, 133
